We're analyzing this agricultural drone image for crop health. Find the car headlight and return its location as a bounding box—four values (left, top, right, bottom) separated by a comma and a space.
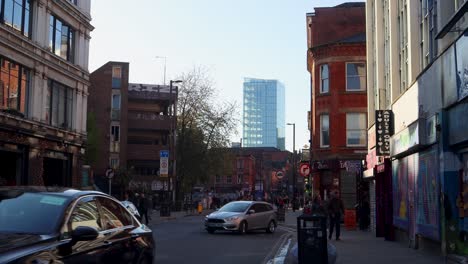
225, 216, 239, 221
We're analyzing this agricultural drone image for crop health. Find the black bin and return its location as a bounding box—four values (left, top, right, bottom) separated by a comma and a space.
160, 203, 171, 217
297, 214, 328, 264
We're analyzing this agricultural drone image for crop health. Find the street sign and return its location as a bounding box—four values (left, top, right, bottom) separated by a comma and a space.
105, 168, 114, 179
276, 171, 284, 179
160, 150, 169, 177
299, 163, 310, 177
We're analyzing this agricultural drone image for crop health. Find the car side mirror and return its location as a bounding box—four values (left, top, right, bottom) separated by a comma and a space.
248, 210, 255, 214
72, 226, 99, 242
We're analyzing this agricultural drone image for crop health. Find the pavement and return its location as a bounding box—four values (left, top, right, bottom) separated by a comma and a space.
275, 210, 446, 264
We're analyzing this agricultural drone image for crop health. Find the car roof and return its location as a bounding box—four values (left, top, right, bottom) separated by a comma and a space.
0, 186, 105, 201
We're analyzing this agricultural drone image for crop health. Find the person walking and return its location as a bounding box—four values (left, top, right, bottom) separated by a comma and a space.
327, 191, 344, 241
138, 193, 149, 225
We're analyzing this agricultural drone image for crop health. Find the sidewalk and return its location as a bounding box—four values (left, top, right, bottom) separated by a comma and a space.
277, 210, 445, 264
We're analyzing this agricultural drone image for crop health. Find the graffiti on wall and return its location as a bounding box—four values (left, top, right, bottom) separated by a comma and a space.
393, 157, 409, 229
416, 148, 440, 241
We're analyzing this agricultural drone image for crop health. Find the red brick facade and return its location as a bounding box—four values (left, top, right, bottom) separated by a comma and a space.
307, 4, 367, 206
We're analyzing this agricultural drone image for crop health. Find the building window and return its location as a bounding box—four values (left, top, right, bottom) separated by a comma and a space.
112, 94, 121, 110
110, 158, 119, 169
226, 175, 232, 184
112, 66, 122, 88
47, 80, 74, 129
320, 114, 329, 147
346, 113, 367, 146
111, 125, 120, 142
215, 175, 221, 184
49, 15, 74, 62
398, 0, 409, 94
320, 64, 329, 94
346, 63, 366, 91
237, 159, 244, 169
237, 174, 243, 184
1, 0, 32, 37
68, 0, 77, 5
0, 57, 29, 114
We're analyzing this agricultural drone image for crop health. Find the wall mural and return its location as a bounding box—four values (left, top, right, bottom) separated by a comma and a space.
416, 148, 440, 241
445, 153, 468, 255
393, 157, 409, 230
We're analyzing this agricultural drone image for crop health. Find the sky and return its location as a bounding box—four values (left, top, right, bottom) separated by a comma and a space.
89, 0, 355, 152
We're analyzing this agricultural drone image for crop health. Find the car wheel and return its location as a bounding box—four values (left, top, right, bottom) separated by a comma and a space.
266, 220, 276, 233
207, 228, 215, 234
238, 221, 248, 235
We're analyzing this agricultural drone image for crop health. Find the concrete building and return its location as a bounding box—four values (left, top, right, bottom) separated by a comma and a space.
306, 3, 367, 210
242, 78, 285, 150
89, 62, 178, 198
366, 0, 468, 259
0, 0, 93, 187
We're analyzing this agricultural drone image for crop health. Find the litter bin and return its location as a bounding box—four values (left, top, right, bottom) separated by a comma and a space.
160, 203, 171, 217
297, 214, 328, 264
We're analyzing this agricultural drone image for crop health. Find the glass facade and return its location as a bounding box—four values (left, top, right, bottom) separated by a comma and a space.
242, 78, 285, 150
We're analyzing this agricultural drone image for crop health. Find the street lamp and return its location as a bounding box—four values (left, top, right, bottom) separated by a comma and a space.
287, 123, 296, 202
169, 80, 182, 206
156, 56, 167, 85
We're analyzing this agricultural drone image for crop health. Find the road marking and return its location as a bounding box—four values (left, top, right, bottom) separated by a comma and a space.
266, 238, 291, 264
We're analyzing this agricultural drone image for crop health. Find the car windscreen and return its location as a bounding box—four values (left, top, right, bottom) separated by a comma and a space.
218, 202, 250, 213
0, 192, 67, 234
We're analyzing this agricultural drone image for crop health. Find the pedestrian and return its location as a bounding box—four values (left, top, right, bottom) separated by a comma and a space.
327, 191, 344, 241
312, 194, 325, 215
138, 193, 149, 225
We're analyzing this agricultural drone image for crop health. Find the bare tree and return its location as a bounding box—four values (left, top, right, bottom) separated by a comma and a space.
175, 67, 238, 202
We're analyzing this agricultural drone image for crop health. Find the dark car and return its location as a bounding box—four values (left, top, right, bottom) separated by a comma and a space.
0, 187, 154, 264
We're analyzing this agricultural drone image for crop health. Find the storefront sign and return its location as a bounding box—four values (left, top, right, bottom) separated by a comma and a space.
391, 121, 420, 156
376, 110, 394, 156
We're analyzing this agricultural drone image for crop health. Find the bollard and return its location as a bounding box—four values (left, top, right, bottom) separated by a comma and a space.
197, 202, 203, 214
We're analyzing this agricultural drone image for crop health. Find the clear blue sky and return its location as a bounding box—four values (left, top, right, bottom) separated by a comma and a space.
89, 0, 357, 152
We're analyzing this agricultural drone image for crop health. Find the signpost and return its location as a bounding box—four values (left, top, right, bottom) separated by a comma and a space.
160, 150, 169, 178
299, 163, 311, 177
105, 168, 114, 195
276, 171, 284, 179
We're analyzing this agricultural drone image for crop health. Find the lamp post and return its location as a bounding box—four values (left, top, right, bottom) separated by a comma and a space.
287, 123, 296, 202
156, 56, 167, 85
170, 80, 182, 206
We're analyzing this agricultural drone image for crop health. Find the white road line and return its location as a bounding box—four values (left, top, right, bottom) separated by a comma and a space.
266, 238, 291, 264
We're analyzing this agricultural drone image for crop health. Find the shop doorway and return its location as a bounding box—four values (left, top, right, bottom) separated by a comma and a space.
43, 157, 70, 187
0, 150, 22, 186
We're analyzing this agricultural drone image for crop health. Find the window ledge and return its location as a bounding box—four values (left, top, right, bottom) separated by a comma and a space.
344, 90, 367, 94
317, 92, 331, 96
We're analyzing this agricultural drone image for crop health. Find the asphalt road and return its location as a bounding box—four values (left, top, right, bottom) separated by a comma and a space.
151, 215, 288, 264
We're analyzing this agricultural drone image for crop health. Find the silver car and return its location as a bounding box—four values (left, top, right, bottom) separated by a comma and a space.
204, 201, 277, 234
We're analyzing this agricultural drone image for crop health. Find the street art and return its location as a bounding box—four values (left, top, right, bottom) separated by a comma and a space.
417, 149, 440, 240
393, 158, 409, 229
456, 35, 468, 101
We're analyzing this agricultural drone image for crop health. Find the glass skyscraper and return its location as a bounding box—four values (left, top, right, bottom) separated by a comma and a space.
243, 78, 285, 150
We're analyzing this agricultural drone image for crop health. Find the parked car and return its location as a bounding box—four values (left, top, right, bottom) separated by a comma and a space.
121, 200, 141, 219
0, 186, 154, 264
204, 201, 277, 234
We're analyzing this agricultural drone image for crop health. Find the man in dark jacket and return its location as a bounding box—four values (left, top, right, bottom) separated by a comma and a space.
327, 191, 344, 240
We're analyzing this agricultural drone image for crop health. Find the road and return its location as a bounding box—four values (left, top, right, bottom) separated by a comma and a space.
151, 214, 289, 264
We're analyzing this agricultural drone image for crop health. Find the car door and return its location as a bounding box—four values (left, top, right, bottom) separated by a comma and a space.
58, 196, 109, 264
246, 204, 263, 229
256, 204, 271, 228
96, 196, 141, 264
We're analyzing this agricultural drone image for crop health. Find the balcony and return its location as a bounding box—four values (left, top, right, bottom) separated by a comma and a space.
127, 144, 173, 160
127, 113, 173, 131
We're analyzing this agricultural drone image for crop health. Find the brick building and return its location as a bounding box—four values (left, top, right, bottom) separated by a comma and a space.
89, 62, 177, 197
0, 0, 93, 188
306, 3, 367, 209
